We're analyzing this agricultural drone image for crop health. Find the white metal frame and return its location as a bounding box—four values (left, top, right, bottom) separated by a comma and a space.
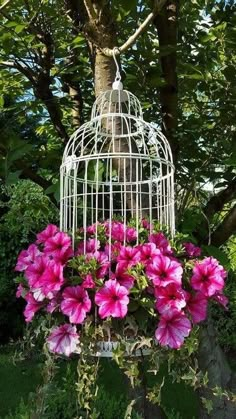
60, 58, 175, 253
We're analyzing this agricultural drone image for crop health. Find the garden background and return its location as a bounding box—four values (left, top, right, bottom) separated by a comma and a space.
0, 0, 236, 418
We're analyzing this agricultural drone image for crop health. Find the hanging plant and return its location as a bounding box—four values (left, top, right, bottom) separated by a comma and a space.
15, 219, 228, 357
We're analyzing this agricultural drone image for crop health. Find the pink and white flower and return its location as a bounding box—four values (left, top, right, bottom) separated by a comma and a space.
155, 310, 192, 349
183, 242, 201, 258
212, 292, 229, 309
148, 233, 173, 255
141, 219, 152, 229
77, 238, 100, 255
146, 254, 183, 288
92, 251, 110, 279
126, 227, 137, 243
36, 224, 59, 244
109, 221, 125, 242
16, 283, 26, 298
24, 293, 43, 322
46, 296, 61, 313
117, 246, 141, 268
82, 274, 95, 289
15, 244, 41, 272
155, 283, 187, 314
186, 292, 208, 324
61, 286, 91, 324
104, 241, 122, 261
47, 324, 80, 356
138, 243, 160, 266
190, 257, 226, 297
95, 279, 129, 319
44, 231, 72, 263
112, 262, 135, 289
25, 255, 49, 289
41, 261, 64, 296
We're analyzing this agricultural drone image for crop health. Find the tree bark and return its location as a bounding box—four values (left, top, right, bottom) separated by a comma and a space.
153, 0, 179, 164
198, 316, 236, 419
210, 204, 236, 247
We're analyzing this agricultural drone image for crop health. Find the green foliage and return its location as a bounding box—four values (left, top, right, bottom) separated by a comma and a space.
0, 180, 58, 342
0, 348, 42, 418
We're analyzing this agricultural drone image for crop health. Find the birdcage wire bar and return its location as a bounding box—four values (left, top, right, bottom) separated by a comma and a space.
60, 108, 175, 252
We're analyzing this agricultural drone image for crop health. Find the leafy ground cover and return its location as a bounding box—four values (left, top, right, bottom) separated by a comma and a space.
0, 347, 199, 419
0, 348, 42, 418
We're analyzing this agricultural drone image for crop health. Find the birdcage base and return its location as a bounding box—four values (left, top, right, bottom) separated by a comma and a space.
94, 340, 152, 358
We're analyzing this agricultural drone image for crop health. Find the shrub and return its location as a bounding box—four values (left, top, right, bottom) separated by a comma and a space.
0, 180, 58, 342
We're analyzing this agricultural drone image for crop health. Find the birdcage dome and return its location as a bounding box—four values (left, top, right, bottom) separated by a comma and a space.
60, 92, 175, 250
91, 84, 143, 120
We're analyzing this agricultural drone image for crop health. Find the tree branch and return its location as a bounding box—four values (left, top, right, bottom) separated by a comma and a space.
210, 204, 236, 247
83, 0, 97, 20
101, 0, 168, 56
0, 0, 11, 11
203, 178, 236, 221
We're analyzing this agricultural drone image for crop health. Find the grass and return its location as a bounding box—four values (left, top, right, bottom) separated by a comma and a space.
0, 350, 42, 418
0, 349, 199, 419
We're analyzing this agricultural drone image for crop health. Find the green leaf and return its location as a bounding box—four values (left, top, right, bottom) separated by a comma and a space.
0, 95, 4, 107
5, 170, 22, 184
72, 35, 85, 45
45, 180, 60, 202
15, 24, 27, 34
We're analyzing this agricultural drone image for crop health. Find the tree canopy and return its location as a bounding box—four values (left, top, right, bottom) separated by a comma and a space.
0, 1, 236, 417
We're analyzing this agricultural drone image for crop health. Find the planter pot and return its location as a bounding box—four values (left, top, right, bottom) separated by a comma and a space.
94, 340, 152, 358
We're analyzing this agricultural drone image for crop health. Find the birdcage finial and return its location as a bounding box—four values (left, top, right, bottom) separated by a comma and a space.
112, 47, 123, 91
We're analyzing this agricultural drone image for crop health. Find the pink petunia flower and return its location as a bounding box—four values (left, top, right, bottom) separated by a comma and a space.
61, 286, 91, 324
41, 261, 65, 297
148, 233, 173, 255
186, 292, 208, 324
190, 257, 226, 297
36, 224, 59, 244
212, 292, 229, 309
92, 251, 110, 279
95, 279, 129, 319
77, 238, 100, 255
16, 283, 26, 298
44, 232, 72, 263
154, 283, 187, 314
141, 219, 152, 229
86, 222, 101, 235
104, 241, 122, 261
183, 242, 201, 258
155, 310, 192, 349
126, 227, 137, 243
23, 293, 43, 322
25, 255, 50, 289
15, 244, 41, 272
138, 243, 160, 266
107, 221, 125, 242
47, 324, 80, 356
111, 262, 135, 289
82, 274, 96, 289
117, 246, 141, 268
46, 296, 61, 313
32, 288, 48, 302
146, 254, 183, 288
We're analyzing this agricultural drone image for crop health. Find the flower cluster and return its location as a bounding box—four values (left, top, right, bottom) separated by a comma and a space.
15, 220, 228, 356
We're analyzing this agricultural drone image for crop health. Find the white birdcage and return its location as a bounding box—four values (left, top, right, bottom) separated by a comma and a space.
60, 53, 175, 251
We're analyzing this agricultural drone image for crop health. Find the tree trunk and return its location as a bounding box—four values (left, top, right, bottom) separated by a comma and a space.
153, 0, 179, 164
198, 316, 236, 418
